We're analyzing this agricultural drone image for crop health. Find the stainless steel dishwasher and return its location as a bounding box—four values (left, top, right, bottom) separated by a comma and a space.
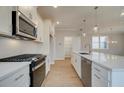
81, 57, 92, 87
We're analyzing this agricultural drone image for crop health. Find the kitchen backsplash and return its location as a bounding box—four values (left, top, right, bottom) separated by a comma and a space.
0, 37, 43, 59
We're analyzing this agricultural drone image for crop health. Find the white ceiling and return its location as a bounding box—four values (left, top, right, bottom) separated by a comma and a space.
38, 6, 124, 33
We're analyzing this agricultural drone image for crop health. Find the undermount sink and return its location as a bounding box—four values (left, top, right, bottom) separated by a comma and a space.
79, 53, 90, 55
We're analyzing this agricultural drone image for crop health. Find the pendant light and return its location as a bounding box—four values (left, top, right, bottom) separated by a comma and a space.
53, 6, 58, 8
82, 19, 86, 37
93, 6, 99, 32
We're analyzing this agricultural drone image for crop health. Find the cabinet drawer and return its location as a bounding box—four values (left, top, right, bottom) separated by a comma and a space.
92, 73, 110, 87
0, 66, 30, 87
92, 63, 111, 81
0, 7, 12, 36
18, 6, 33, 20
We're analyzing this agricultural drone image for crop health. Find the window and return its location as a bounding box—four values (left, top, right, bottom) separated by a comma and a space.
92, 36, 108, 49
92, 36, 99, 49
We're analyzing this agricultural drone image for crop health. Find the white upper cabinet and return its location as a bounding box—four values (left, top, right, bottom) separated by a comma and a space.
18, 6, 35, 22
0, 6, 45, 43
0, 7, 13, 36
35, 12, 44, 42
44, 20, 55, 37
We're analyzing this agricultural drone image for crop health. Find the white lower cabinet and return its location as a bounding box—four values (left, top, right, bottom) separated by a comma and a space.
0, 65, 30, 87
71, 53, 81, 79
71, 53, 76, 68
92, 73, 110, 87
72, 53, 124, 87
45, 56, 51, 76
92, 63, 111, 87
76, 55, 81, 78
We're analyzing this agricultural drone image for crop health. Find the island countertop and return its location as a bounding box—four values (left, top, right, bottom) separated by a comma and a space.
74, 51, 124, 71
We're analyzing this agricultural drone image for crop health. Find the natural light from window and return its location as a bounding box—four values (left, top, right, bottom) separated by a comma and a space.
92, 36, 108, 49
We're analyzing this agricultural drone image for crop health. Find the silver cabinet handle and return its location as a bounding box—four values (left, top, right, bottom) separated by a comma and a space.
94, 74, 101, 79
94, 67, 101, 72
15, 74, 24, 81
32, 62, 45, 71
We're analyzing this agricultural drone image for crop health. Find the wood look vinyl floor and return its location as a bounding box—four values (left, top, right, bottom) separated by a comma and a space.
42, 58, 83, 87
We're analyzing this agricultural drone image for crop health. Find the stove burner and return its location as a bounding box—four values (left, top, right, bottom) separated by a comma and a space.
0, 54, 43, 62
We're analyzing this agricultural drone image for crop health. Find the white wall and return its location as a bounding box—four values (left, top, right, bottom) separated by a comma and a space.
0, 37, 45, 58
72, 36, 82, 52
55, 30, 124, 60
40, 20, 50, 55
93, 33, 124, 55
55, 30, 80, 60
81, 32, 124, 56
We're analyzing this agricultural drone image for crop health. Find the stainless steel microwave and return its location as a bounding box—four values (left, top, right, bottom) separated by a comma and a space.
12, 11, 37, 40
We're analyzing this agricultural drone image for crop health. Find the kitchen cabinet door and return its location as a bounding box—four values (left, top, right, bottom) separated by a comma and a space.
73, 54, 77, 71
92, 63, 111, 87
92, 73, 110, 87
35, 12, 44, 43
71, 53, 82, 79
18, 6, 32, 19
18, 6, 37, 23
92, 63, 111, 81
45, 56, 50, 75
71, 53, 75, 67
0, 7, 12, 36
76, 55, 81, 78
0, 65, 30, 87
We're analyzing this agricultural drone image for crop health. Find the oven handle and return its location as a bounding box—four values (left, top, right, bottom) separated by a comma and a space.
32, 61, 45, 71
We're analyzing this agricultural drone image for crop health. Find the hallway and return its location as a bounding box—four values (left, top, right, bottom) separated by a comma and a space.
42, 58, 83, 87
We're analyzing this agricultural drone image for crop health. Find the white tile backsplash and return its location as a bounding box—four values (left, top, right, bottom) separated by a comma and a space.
0, 37, 43, 58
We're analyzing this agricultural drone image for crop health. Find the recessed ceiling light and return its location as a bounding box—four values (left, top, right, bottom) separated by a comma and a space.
121, 12, 124, 16
56, 21, 59, 24
82, 33, 86, 37
112, 41, 118, 44
93, 25, 98, 32
53, 6, 58, 8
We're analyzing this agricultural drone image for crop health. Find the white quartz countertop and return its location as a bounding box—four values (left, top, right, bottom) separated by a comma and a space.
74, 51, 124, 71
0, 62, 30, 81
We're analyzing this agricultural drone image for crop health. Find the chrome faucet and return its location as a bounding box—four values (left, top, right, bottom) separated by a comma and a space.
88, 44, 91, 54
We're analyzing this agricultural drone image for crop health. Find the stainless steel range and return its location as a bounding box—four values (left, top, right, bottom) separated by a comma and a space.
0, 54, 46, 87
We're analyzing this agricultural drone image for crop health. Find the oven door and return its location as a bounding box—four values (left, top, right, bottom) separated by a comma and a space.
32, 61, 46, 87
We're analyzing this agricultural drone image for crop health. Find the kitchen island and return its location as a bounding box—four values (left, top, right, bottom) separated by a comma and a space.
72, 51, 124, 87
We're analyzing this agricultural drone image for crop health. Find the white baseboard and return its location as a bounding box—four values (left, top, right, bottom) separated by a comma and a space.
55, 58, 65, 60
65, 55, 71, 57
51, 61, 55, 64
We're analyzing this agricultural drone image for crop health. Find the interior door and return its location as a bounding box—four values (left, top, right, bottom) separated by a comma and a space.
64, 37, 72, 58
